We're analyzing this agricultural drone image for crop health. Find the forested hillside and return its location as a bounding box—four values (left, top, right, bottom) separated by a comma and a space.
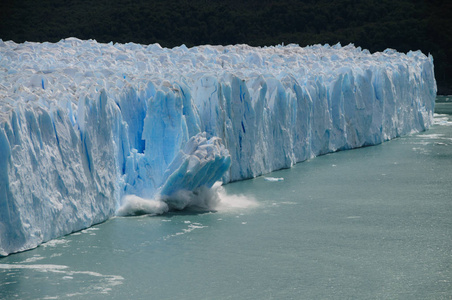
1, 0, 450, 94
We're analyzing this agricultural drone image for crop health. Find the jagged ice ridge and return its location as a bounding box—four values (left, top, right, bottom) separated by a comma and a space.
0, 38, 436, 255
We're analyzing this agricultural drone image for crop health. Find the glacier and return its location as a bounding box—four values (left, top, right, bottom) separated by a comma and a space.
0, 38, 436, 255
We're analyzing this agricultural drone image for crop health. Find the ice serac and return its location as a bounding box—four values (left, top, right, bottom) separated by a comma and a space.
0, 39, 436, 255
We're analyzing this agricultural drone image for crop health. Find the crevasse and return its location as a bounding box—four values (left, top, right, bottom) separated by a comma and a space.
0, 38, 436, 255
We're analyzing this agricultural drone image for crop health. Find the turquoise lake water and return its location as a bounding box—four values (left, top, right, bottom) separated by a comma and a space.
1, 98, 451, 299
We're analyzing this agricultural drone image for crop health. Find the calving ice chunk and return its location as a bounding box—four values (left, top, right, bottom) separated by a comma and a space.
159, 133, 231, 202
0, 38, 436, 255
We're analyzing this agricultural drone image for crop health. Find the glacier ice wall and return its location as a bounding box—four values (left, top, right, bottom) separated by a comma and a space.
0, 38, 436, 255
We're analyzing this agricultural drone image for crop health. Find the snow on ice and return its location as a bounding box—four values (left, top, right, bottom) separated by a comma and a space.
0, 38, 436, 255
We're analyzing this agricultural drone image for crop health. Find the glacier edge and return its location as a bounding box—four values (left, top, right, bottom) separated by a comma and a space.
0, 40, 436, 255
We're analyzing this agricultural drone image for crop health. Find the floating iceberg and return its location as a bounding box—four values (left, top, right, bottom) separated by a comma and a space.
0, 38, 436, 255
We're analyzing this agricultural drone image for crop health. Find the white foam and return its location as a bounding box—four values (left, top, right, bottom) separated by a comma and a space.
264, 177, 284, 182
18, 255, 45, 263
117, 181, 259, 215
215, 185, 259, 211
116, 195, 169, 216
161, 186, 221, 211
0, 263, 68, 271
163, 222, 208, 240
0, 263, 124, 296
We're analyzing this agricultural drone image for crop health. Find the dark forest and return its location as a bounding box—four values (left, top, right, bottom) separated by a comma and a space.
0, 0, 451, 94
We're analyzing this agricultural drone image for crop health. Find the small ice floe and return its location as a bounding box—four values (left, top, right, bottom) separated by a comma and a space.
264, 177, 284, 182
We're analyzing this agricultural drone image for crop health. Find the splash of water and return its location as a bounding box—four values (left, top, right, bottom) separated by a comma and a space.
117, 182, 258, 216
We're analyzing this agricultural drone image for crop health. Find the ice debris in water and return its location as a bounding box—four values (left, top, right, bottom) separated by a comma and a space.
264, 177, 284, 182
0, 38, 436, 255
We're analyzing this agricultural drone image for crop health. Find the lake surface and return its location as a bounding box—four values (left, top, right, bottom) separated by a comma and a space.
1, 98, 451, 299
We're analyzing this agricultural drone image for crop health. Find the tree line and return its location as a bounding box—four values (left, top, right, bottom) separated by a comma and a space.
1, 0, 450, 94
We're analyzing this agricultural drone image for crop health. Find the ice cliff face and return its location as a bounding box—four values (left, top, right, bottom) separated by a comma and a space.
0, 38, 436, 255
